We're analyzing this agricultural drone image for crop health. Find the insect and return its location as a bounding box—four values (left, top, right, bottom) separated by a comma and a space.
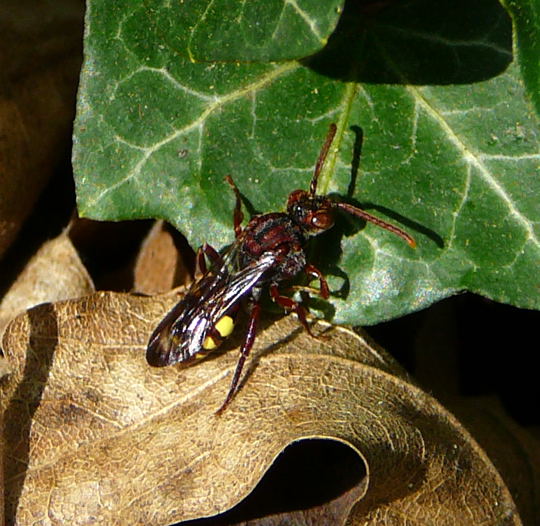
146, 123, 416, 413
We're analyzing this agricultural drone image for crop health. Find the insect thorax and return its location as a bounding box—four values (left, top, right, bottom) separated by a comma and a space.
241, 213, 307, 283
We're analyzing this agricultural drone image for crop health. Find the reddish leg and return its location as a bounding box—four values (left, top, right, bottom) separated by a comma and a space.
304, 263, 329, 299
196, 243, 223, 276
202, 243, 222, 265
195, 246, 207, 276
224, 175, 244, 238
269, 284, 317, 338
216, 302, 261, 414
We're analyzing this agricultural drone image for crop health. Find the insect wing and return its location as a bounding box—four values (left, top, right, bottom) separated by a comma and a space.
203, 251, 276, 329
146, 269, 227, 366
146, 251, 276, 367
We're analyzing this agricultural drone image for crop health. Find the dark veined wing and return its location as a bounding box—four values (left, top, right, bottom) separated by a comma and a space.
146, 251, 277, 367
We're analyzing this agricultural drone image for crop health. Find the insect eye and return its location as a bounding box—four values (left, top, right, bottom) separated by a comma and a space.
310, 210, 334, 230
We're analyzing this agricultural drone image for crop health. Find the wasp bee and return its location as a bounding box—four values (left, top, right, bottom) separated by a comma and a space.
147, 124, 415, 412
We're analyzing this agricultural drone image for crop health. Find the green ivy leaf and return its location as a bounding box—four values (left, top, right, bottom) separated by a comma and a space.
501, 0, 540, 115
143, 0, 345, 62
73, 0, 540, 325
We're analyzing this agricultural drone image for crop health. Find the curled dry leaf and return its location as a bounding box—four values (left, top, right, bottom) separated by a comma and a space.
0, 232, 94, 381
0, 0, 83, 257
446, 397, 540, 526
133, 220, 192, 295
1, 291, 521, 525
0, 232, 94, 334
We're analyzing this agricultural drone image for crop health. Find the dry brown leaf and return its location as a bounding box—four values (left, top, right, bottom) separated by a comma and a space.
0, 232, 94, 336
1, 292, 521, 525
0, 231, 94, 386
447, 396, 540, 526
133, 220, 192, 295
0, 0, 83, 257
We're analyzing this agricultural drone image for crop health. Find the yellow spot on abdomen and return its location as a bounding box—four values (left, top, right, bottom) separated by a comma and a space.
202, 315, 235, 350
216, 315, 235, 338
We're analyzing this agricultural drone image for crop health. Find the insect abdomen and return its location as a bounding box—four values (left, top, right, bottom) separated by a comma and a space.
202, 315, 235, 350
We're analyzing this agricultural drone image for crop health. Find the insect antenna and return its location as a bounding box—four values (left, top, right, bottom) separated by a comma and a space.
336, 202, 416, 247
310, 123, 338, 197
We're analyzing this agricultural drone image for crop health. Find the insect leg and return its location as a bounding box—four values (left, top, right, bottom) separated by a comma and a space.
202, 243, 223, 265
224, 175, 244, 238
216, 301, 261, 414
304, 263, 330, 299
195, 246, 207, 276
196, 243, 223, 276
269, 284, 317, 338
